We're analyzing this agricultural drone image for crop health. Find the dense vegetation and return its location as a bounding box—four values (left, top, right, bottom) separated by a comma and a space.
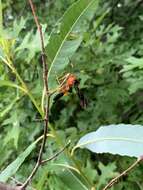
1, 0, 143, 189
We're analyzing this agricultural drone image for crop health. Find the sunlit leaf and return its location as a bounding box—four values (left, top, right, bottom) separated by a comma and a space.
74, 124, 143, 158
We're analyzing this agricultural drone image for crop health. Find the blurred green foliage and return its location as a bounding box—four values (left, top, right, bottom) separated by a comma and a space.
1, 0, 143, 189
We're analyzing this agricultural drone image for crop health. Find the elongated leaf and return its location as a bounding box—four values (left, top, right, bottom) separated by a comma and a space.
59, 169, 89, 190
121, 57, 143, 72
0, 97, 18, 118
47, 0, 99, 89
0, 141, 36, 182
0, 80, 26, 92
0, 134, 54, 182
4, 111, 20, 149
74, 124, 143, 158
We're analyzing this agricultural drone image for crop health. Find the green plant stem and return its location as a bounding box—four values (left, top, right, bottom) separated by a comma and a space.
13, 67, 43, 117
5, 58, 44, 117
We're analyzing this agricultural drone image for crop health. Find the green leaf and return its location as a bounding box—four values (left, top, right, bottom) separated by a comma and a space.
12, 17, 27, 38
4, 112, 20, 148
4, 121, 20, 148
47, 0, 99, 89
74, 124, 143, 158
0, 140, 37, 182
0, 80, 26, 92
96, 162, 118, 189
46, 162, 89, 190
0, 97, 18, 119
58, 169, 89, 190
49, 174, 71, 190
121, 57, 143, 72
0, 134, 54, 182
36, 168, 49, 190
82, 160, 97, 183
16, 24, 47, 62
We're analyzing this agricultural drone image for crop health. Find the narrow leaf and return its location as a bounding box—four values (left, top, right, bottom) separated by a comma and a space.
47, 0, 99, 89
74, 124, 143, 158
0, 141, 36, 182
59, 169, 89, 190
0, 134, 54, 182
0, 97, 18, 118
0, 80, 26, 92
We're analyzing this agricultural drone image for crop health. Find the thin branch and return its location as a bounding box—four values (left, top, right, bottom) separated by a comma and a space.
10, 177, 23, 186
27, 0, 48, 94
41, 140, 71, 164
20, 1, 71, 189
21, 0, 49, 189
10, 177, 36, 190
102, 157, 143, 190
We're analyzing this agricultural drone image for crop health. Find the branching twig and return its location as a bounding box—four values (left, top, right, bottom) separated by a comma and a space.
102, 157, 143, 190
19, 1, 71, 189
41, 140, 71, 165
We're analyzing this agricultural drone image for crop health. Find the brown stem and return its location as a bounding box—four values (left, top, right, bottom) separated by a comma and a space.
20, 0, 49, 189
102, 157, 143, 190
27, 0, 48, 94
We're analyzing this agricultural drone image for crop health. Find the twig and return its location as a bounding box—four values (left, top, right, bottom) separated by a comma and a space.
10, 177, 23, 186
102, 157, 143, 190
32, 118, 45, 122
27, 0, 48, 94
21, 0, 49, 189
41, 140, 71, 164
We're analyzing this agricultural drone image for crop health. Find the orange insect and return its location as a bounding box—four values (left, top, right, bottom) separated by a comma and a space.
60, 74, 77, 95
54, 73, 87, 109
